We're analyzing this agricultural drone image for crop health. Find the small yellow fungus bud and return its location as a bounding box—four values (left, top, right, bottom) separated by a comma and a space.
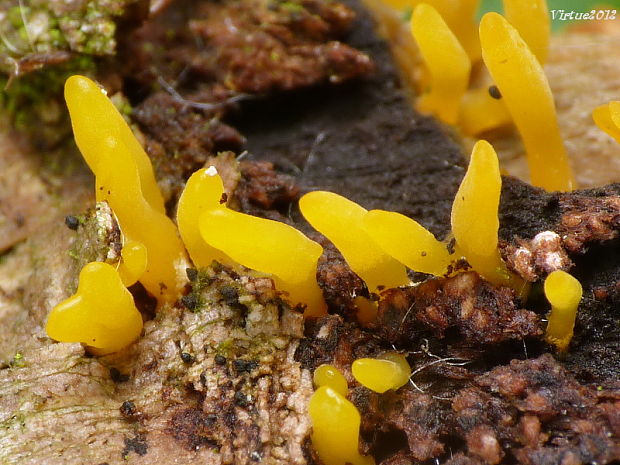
411, 3, 471, 124
592, 101, 620, 144
314, 364, 348, 396
199, 208, 326, 316
309, 386, 375, 465
351, 353, 410, 393
65, 77, 188, 302
451, 140, 521, 289
479, 13, 574, 192
299, 191, 409, 292
363, 209, 452, 277
458, 86, 512, 136
503, 0, 550, 65
118, 240, 147, 287
544, 270, 582, 352
46, 262, 143, 355
177, 167, 232, 268
64, 75, 165, 213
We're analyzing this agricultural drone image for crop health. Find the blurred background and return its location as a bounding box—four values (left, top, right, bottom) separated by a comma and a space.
480, 0, 620, 29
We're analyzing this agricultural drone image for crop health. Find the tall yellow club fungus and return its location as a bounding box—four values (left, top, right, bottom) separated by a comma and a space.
352, 353, 411, 394
299, 191, 409, 292
544, 270, 582, 352
479, 13, 574, 192
46, 262, 143, 355
411, 3, 471, 125
410, 0, 481, 62
363, 209, 452, 276
451, 140, 522, 289
65, 77, 188, 302
592, 101, 620, 144
503, 0, 550, 65
65, 75, 165, 213
177, 167, 232, 268
199, 208, 327, 317
310, 366, 374, 465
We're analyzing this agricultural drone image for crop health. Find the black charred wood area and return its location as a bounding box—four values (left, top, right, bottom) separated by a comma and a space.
43, 0, 620, 463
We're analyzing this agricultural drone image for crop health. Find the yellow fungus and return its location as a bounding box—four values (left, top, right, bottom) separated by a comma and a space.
451, 140, 521, 289
458, 86, 512, 136
46, 262, 143, 355
352, 353, 411, 393
118, 240, 148, 287
503, 0, 550, 65
363, 209, 452, 277
479, 13, 573, 192
411, 3, 471, 125
177, 167, 232, 268
199, 208, 326, 316
410, 0, 480, 62
309, 386, 375, 465
65, 77, 188, 302
65, 75, 165, 213
299, 191, 409, 292
544, 270, 582, 352
314, 364, 348, 396
592, 101, 620, 144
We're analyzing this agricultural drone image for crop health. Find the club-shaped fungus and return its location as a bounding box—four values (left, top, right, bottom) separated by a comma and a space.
593, 101, 620, 144
64, 76, 188, 302
313, 364, 348, 396
363, 209, 452, 277
411, 3, 471, 124
310, 366, 374, 465
46, 262, 143, 355
479, 13, 573, 192
544, 270, 582, 352
177, 167, 233, 268
503, 0, 550, 65
451, 140, 523, 290
408, 0, 481, 62
351, 353, 411, 394
199, 208, 327, 317
299, 191, 409, 292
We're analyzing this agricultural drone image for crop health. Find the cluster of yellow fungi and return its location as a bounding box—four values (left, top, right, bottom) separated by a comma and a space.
403, 0, 576, 191
42, 0, 608, 461
310, 355, 410, 465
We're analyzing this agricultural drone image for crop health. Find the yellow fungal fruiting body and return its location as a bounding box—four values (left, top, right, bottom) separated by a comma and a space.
411, 3, 471, 125
503, 0, 550, 65
479, 13, 573, 192
544, 270, 582, 352
313, 364, 348, 396
593, 101, 620, 144
65, 75, 165, 213
199, 207, 326, 316
410, 0, 481, 62
352, 353, 410, 394
46, 262, 143, 354
299, 191, 409, 292
310, 365, 374, 465
177, 167, 232, 268
65, 76, 188, 302
363, 209, 452, 277
451, 140, 520, 289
